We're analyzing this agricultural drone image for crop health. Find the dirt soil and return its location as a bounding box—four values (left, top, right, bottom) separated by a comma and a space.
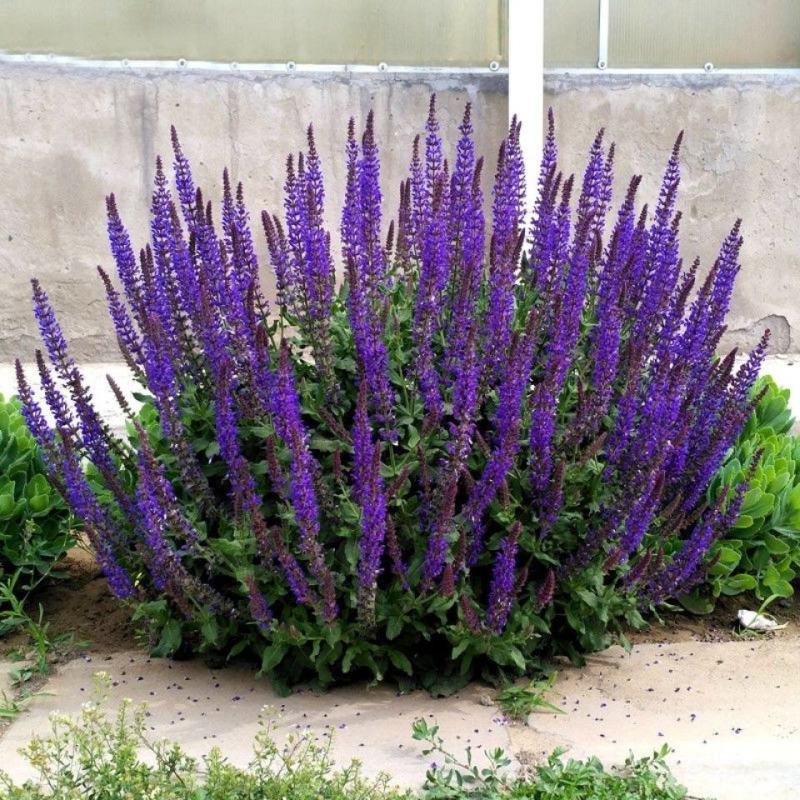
2, 547, 138, 658
630, 592, 800, 645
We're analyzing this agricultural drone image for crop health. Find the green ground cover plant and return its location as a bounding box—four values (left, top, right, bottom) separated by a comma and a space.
0, 393, 72, 621
681, 376, 800, 612
495, 673, 564, 721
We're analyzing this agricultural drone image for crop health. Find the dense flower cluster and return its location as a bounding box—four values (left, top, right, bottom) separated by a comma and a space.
18, 99, 766, 688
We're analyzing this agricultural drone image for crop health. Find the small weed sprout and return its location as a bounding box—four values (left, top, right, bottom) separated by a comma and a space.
496, 673, 565, 721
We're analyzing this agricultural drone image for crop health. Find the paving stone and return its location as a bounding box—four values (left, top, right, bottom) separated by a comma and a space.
0, 650, 511, 786
509, 637, 800, 800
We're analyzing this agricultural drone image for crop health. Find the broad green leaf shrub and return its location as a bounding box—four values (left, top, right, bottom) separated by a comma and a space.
0, 393, 72, 608
685, 375, 800, 611
19, 100, 766, 691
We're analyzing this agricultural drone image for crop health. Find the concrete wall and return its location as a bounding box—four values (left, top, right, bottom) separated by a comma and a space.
0, 65, 798, 365
545, 73, 800, 355
0, 64, 507, 362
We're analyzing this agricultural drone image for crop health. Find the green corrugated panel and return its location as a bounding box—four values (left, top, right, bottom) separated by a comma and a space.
0, 0, 508, 67
609, 0, 800, 68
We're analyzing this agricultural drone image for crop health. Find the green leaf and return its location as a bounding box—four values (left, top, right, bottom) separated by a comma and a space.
152, 619, 182, 657
227, 640, 249, 660
763, 532, 791, 555
388, 650, 413, 676
506, 646, 526, 672
763, 572, 794, 598
28, 495, 50, 514
211, 539, 243, 560
0, 494, 16, 519
260, 643, 288, 673
310, 435, 339, 453
451, 639, 470, 660
742, 489, 775, 520
200, 616, 220, 647
678, 592, 715, 615
386, 616, 403, 640
720, 574, 757, 595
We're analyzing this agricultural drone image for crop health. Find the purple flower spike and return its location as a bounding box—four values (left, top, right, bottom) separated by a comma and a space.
351, 380, 388, 625
273, 341, 338, 622
486, 522, 522, 632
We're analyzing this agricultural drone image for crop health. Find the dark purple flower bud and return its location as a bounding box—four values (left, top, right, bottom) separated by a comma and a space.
97, 267, 144, 377
483, 118, 526, 384
270, 526, 316, 608
273, 341, 338, 621
60, 438, 133, 599
538, 461, 565, 537
385, 516, 409, 590
106, 193, 145, 325
15, 360, 63, 493
465, 316, 537, 563
536, 569, 556, 610
460, 595, 483, 634
244, 575, 273, 631
351, 380, 388, 625
34, 350, 78, 447
440, 562, 455, 597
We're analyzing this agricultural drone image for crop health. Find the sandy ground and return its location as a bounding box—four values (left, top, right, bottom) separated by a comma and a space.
0, 650, 510, 786
0, 553, 798, 797
1, 637, 798, 797
510, 638, 800, 800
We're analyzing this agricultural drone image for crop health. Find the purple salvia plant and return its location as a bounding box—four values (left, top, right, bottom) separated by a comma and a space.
20, 101, 770, 687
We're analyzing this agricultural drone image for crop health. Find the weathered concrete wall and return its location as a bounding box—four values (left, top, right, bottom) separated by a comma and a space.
545, 73, 800, 355
0, 64, 507, 362
0, 66, 798, 364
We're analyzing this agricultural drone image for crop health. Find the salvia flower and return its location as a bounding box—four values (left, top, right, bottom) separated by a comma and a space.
486, 522, 522, 632
351, 379, 388, 625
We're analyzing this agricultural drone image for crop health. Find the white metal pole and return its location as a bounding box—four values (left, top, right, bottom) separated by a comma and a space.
508, 0, 544, 205
597, 0, 610, 69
